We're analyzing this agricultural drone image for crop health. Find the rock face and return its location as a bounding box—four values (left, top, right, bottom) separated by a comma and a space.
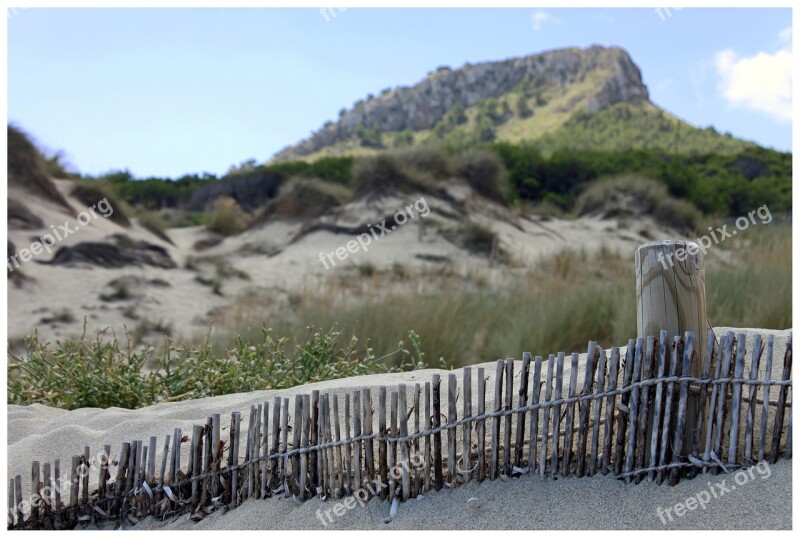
274, 45, 649, 160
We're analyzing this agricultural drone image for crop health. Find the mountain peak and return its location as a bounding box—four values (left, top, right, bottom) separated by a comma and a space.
273, 45, 649, 162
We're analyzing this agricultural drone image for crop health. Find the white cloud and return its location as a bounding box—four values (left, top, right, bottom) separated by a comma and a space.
779, 26, 792, 45
715, 31, 792, 123
531, 10, 559, 32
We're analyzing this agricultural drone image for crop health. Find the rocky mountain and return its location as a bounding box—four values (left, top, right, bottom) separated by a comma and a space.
272, 45, 751, 162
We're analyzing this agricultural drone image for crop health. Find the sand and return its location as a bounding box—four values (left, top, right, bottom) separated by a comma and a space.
8, 178, 690, 346
7, 327, 791, 530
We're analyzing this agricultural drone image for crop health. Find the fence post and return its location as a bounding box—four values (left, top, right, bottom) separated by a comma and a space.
635, 240, 706, 464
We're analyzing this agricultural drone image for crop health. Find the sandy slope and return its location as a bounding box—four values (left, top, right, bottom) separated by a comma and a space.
6, 327, 791, 530
8, 177, 688, 346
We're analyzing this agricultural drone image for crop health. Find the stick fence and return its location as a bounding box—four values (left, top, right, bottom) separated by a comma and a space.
8, 330, 792, 530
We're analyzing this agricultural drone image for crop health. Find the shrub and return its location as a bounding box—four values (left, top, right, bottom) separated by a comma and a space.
449, 221, 499, 258
395, 147, 453, 180
136, 211, 174, 245
205, 196, 247, 236
251, 177, 352, 226
71, 182, 132, 227
575, 174, 701, 233
352, 153, 433, 195
455, 148, 509, 203
7, 125, 73, 210
7, 326, 429, 409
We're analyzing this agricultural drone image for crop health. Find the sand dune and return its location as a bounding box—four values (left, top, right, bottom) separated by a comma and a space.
7, 327, 791, 530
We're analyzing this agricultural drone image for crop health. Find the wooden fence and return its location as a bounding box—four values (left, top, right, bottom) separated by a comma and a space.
8, 329, 792, 530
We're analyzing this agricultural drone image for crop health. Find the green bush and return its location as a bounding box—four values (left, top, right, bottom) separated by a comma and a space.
7, 327, 430, 410
395, 147, 453, 180
575, 174, 701, 233
455, 148, 509, 203
352, 153, 430, 195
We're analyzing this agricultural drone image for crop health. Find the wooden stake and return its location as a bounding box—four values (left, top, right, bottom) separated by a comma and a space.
657, 337, 681, 483
669, 332, 694, 486
261, 404, 269, 499
413, 383, 421, 497
649, 331, 669, 481
462, 368, 472, 482
589, 348, 607, 476
270, 400, 281, 493
711, 332, 734, 474
230, 412, 240, 506
332, 394, 344, 499
624, 338, 644, 483
490, 361, 503, 480
399, 384, 411, 500
281, 398, 290, 497
528, 356, 542, 473
363, 388, 374, 489
343, 394, 352, 495
744, 335, 763, 462
424, 381, 432, 492
446, 374, 456, 482
549, 353, 564, 477
634, 336, 655, 484
432, 374, 443, 490
770, 334, 792, 463
310, 391, 319, 495
503, 359, 514, 476
702, 333, 727, 473
539, 355, 555, 478
514, 354, 531, 468
212, 414, 221, 499
300, 395, 310, 501
353, 391, 362, 494
576, 341, 597, 477
477, 369, 486, 482
614, 340, 636, 476
561, 353, 579, 477
758, 335, 775, 462
602, 348, 620, 475
378, 387, 388, 499
291, 396, 302, 498
727, 334, 747, 464
191, 425, 203, 506
388, 391, 398, 500
31, 461, 40, 523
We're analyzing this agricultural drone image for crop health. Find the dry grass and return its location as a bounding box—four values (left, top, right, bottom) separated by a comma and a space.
205, 196, 248, 236
218, 222, 790, 367
575, 174, 701, 233
7, 125, 73, 210
70, 182, 133, 227
252, 177, 352, 226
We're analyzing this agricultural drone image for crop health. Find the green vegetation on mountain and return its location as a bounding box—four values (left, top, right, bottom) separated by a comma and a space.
533, 102, 755, 155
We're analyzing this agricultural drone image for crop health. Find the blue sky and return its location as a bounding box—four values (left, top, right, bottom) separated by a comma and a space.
7, 7, 793, 178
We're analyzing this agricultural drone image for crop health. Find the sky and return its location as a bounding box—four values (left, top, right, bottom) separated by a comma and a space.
7, 7, 793, 178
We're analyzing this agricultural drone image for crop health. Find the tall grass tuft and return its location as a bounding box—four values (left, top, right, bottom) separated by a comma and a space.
575, 174, 701, 233
205, 196, 248, 236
